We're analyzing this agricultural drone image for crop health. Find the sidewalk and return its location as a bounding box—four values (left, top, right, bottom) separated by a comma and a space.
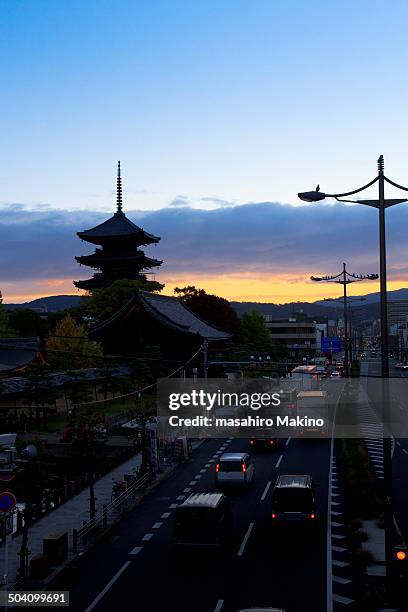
0, 451, 142, 587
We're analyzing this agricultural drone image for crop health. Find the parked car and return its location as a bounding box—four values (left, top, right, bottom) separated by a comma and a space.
330, 371, 342, 379
271, 474, 318, 525
171, 493, 233, 552
215, 452, 255, 486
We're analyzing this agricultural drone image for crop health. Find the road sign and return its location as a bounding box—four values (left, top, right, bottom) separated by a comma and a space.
0, 492, 16, 513
321, 337, 342, 353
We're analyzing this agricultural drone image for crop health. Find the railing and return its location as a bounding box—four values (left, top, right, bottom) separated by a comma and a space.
72, 472, 150, 555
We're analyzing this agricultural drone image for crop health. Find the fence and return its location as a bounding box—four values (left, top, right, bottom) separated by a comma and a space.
72, 471, 150, 555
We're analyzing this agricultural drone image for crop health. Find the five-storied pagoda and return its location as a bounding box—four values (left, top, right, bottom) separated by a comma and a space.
74, 162, 162, 290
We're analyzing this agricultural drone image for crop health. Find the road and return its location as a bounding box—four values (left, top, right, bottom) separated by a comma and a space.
49, 382, 345, 612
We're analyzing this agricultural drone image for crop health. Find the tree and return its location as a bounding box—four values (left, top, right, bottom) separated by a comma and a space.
63, 371, 94, 419
0, 291, 13, 336
240, 310, 272, 355
85, 278, 164, 321
22, 364, 62, 429
46, 314, 102, 370
8, 308, 43, 337
174, 286, 240, 334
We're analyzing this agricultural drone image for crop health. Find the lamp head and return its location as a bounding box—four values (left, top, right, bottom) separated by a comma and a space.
298, 190, 326, 202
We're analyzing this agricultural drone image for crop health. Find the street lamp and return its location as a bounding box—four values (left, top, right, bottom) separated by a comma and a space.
310, 263, 377, 377
299, 155, 408, 589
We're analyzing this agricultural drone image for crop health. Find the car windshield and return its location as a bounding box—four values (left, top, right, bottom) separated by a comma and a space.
219, 460, 243, 472
272, 488, 313, 512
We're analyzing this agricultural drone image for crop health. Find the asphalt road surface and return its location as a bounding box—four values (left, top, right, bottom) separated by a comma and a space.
50, 384, 344, 612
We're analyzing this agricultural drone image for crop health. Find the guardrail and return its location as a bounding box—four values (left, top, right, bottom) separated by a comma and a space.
72, 472, 150, 555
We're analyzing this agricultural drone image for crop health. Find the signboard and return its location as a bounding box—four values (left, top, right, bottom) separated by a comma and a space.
0, 492, 16, 513
321, 337, 342, 353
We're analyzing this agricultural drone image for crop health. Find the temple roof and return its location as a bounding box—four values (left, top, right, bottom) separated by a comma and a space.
75, 251, 162, 269
0, 338, 41, 374
77, 211, 160, 246
90, 290, 232, 341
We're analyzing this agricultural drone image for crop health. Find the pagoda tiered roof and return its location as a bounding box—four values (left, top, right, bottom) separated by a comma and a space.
77, 211, 160, 246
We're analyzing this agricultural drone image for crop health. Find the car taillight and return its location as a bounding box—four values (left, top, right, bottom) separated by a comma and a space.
250, 440, 254, 445
309, 513, 316, 519
268, 440, 274, 445
242, 463, 247, 473
215, 463, 219, 473
271, 513, 277, 519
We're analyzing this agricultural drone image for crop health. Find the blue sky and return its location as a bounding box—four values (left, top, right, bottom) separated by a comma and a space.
1, 0, 408, 301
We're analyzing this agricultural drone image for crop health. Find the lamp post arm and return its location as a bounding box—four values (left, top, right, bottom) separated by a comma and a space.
325, 175, 379, 198
384, 175, 408, 192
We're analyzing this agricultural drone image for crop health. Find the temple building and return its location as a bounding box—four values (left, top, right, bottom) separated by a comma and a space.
74, 162, 162, 291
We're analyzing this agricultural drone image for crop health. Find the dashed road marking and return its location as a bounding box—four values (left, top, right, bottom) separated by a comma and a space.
129, 546, 143, 555
332, 560, 349, 567
142, 533, 153, 542
183, 487, 191, 493
194, 474, 202, 480
332, 576, 351, 585
275, 454, 283, 469
237, 522, 255, 557
176, 495, 185, 501
333, 594, 354, 605
200, 468, 207, 473
152, 522, 163, 529
332, 545, 347, 552
169, 504, 178, 509
261, 481, 272, 501
214, 600, 224, 612
189, 481, 196, 486
285, 437, 291, 446
161, 512, 171, 519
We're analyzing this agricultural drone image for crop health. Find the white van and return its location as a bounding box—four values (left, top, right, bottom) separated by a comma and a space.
215, 453, 255, 486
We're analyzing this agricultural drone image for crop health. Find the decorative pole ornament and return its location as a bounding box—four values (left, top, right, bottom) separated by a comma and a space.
116, 160, 123, 213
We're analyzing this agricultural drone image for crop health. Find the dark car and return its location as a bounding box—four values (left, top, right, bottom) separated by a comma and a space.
172, 493, 233, 553
249, 437, 279, 451
271, 474, 318, 525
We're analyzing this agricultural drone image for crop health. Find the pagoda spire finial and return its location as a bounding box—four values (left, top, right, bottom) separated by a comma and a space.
116, 160, 123, 213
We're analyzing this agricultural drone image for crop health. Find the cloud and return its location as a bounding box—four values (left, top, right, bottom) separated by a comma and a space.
1, 199, 408, 301
169, 195, 191, 207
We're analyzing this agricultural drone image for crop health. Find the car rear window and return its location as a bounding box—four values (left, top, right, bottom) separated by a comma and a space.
272, 488, 313, 512
219, 460, 243, 472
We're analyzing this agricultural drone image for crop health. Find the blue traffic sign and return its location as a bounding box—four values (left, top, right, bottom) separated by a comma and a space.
321, 337, 342, 353
0, 492, 16, 513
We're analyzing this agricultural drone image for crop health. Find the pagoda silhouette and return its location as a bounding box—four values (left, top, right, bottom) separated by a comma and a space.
74, 162, 162, 291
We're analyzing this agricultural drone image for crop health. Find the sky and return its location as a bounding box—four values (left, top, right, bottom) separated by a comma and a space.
1, 0, 408, 303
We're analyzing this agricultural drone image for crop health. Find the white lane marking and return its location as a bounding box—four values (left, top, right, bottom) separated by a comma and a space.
332, 545, 347, 553
205, 463, 211, 467
142, 533, 153, 541
85, 561, 131, 612
161, 512, 171, 519
152, 522, 163, 529
403, 449, 408, 455
183, 487, 191, 493
261, 481, 272, 501
275, 454, 283, 469
214, 600, 224, 612
189, 481, 196, 486
285, 437, 291, 446
332, 594, 354, 605
194, 474, 202, 480
237, 522, 255, 557
176, 495, 185, 501
129, 546, 143, 555
397, 441, 401, 446
169, 504, 178, 509
209, 459, 215, 463
332, 576, 351, 585
200, 468, 207, 473
331, 521, 344, 528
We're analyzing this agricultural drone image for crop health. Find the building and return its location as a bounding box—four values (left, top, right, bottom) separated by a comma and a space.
387, 300, 408, 329
264, 316, 325, 358
90, 289, 231, 360
74, 162, 162, 291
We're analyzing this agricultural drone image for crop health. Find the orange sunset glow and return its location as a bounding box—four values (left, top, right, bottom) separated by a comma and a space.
3, 273, 408, 305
